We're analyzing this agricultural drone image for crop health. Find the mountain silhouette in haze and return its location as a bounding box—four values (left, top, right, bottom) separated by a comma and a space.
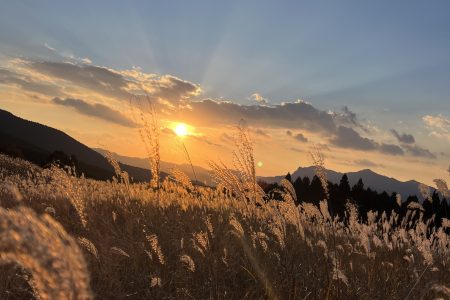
0, 108, 159, 181
93, 148, 213, 186
259, 166, 428, 200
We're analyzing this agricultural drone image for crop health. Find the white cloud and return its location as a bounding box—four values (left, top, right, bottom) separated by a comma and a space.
423, 114, 450, 141
249, 93, 268, 104
44, 43, 56, 52
80, 57, 92, 64
430, 131, 450, 142
423, 114, 450, 131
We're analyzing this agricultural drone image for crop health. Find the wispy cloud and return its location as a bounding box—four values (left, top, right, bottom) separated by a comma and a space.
191, 135, 222, 147
254, 128, 270, 138
0, 68, 62, 97
331, 106, 367, 131
390, 129, 415, 144
354, 159, 384, 168
403, 144, 436, 159
286, 130, 308, 142
44, 43, 56, 52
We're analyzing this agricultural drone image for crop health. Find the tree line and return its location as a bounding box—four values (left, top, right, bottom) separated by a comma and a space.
259, 173, 449, 229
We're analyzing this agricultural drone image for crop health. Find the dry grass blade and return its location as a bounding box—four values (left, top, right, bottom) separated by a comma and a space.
131, 94, 161, 191
233, 120, 259, 203
310, 146, 329, 199
146, 234, 165, 265
280, 178, 297, 203
179, 254, 195, 272
209, 160, 247, 202
407, 201, 425, 211
110, 247, 130, 258
179, 141, 198, 183
209, 120, 265, 206
169, 168, 194, 191
77, 237, 99, 260
0, 206, 92, 300
433, 178, 449, 198
418, 183, 430, 200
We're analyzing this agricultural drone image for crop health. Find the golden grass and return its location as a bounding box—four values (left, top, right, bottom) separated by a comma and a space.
1, 112, 450, 299
1, 152, 450, 299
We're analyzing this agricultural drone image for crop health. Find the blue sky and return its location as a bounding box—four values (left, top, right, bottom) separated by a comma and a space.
0, 1, 449, 183
2, 1, 450, 107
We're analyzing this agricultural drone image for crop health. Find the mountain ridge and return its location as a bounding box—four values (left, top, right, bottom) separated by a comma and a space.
258, 165, 428, 199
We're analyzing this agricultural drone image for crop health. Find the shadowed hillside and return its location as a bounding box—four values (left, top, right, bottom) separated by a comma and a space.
0, 109, 162, 182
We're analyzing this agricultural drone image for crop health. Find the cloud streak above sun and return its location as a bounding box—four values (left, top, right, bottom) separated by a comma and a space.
52, 97, 137, 128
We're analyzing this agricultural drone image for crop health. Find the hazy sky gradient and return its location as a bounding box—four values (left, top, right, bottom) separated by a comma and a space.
0, 1, 449, 184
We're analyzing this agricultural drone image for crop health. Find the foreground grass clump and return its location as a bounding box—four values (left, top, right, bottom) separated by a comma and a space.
1, 154, 450, 299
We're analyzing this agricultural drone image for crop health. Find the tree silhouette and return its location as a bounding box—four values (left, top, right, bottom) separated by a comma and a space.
339, 174, 351, 198
285, 172, 292, 183
310, 175, 326, 205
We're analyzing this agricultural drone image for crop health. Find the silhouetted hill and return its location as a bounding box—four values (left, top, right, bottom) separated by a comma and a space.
259, 166, 430, 200
0, 109, 159, 182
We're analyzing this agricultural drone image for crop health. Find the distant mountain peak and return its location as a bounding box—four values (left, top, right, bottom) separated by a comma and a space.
259, 165, 431, 199
358, 168, 375, 174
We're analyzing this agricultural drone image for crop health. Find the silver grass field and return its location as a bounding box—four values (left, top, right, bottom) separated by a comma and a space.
0, 124, 449, 299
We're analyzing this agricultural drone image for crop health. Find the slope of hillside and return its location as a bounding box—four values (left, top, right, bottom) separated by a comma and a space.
0, 109, 112, 169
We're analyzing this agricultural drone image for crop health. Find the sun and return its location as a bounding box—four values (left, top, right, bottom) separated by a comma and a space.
174, 123, 188, 137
